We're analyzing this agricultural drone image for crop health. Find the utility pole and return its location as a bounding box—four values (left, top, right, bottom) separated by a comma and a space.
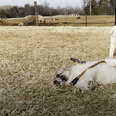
34, 0, 38, 25
90, 0, 92, 16
114, 5, 116, 26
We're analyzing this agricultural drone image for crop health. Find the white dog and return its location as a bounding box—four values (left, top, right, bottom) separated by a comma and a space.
54, 58, 116, 91
109, 26, 116, 57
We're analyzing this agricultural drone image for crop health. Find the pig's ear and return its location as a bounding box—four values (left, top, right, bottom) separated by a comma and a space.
70, 58, 86, 64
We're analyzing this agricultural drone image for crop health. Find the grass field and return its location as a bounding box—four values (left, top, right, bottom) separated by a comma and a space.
0, 26, 116, 115
48, 15, 115, 26
0, 15, 115, 26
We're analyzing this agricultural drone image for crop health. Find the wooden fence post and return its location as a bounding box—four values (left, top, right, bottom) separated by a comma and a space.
85, 15, 87, 26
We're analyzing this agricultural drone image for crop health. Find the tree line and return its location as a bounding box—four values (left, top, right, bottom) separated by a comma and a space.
83, 0, 115, 15
0, 0, 116, 18
0, 4, 80, 18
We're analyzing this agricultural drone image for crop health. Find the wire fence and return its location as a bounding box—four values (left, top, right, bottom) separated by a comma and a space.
0, 15, 115, 26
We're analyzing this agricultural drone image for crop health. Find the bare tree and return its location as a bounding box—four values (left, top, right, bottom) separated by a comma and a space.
83, 0, 91, 15
83, 0, 89, 9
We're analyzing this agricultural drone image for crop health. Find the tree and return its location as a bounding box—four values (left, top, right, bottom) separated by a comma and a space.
83, 0, 99, 15
24, 4, 33, 16
110, 0, 116, 8
0, 3, 81, 18
0, 10, 7, 18
98, 0, 113, 15
82, 0, 89, 14
9, 6, 19, 18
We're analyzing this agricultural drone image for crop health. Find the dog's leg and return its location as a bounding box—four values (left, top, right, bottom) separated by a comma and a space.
88, 81, 96, 91
109, 43, 115, 57
70, 58, 86, 63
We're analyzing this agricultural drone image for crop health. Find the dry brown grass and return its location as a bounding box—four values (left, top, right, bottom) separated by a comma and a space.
0, 26, 116, 115
46, 15, 114, 26
0, 15, 115, 26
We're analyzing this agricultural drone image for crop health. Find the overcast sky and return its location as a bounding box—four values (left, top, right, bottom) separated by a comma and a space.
0, 0, 83, 8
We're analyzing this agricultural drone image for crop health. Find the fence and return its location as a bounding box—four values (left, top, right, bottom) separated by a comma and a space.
0, 15, 115, 26
47, 15, 115, 27
34, 15, 115, 26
